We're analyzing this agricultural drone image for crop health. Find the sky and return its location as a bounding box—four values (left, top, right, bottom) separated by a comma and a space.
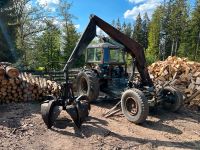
35, 0, 196, 32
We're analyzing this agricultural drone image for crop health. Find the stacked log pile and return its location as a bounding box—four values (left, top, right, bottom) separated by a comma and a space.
148, 56, 200, 110
0, 63, 61, 103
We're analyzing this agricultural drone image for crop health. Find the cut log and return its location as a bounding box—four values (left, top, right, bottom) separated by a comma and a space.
0, 66, 5, 76
0, 63, 61, 103
0, 66, 5, 80
148, 56, 200, 110
6, 66, 20, 78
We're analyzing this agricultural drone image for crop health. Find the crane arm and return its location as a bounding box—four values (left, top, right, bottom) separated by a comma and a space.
64, 14, 153, 87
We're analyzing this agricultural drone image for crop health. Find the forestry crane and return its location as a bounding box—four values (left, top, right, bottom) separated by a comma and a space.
41, 14, 183, 128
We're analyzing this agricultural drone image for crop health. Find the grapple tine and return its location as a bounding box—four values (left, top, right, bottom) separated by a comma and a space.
75, 95, 90, 123
41, 98, 60, 129
76, 101, 90, 122
65, 105, 81, 128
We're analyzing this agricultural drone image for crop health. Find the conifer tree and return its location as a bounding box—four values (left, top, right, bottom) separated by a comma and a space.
147, 7, 163, 62
122, 21, 127, 34
190, 0, 200, 60
116, 18, 122, 31
142, 12, 150, 50
132, 13, 144, 46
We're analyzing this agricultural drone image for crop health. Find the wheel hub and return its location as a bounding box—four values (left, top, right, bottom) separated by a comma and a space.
162, 91, 176, 104
125, 97, 138, 116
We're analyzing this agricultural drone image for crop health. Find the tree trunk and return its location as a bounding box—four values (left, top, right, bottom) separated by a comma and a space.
0, 66, 5, 80
171, 39, 175, 56
6, 66, 20, 78
195, 32, 200, 60
174, 38, 178, 56
195, 32, 200, 57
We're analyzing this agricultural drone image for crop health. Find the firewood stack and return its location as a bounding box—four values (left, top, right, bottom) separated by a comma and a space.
148, 56, 200, 110
0, 63, 61, 103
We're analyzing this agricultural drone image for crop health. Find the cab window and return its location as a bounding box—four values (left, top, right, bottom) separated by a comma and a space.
87, 48, 101, 62
110, 49, 124, 63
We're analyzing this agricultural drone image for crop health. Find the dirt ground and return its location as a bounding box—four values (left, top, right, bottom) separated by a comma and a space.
0, 100, 200, 150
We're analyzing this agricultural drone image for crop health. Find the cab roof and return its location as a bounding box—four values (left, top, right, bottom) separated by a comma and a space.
87, 42, 121, 49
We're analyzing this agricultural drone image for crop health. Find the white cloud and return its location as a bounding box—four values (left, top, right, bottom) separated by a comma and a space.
96, 27, 108, 37
25, 2, 32, 11
52, 19, 59, 26
75, 24, 80, 29
96, 27, 105, 36
37, 0, 59, 6
124, 0, 162, 20
128, 0, 146, 4
36, 0, 59, 11
96, 27, 101, 35
52, 19, 66, 30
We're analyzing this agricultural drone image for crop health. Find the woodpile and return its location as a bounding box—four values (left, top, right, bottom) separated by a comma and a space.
0, 63, 61, 103
148, 56, 200, 110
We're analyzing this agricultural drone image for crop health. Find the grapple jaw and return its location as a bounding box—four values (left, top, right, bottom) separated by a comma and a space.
65, 105, 79, 127
41, 98, 60, 129
41, 95, 90, 129
66, 95, 90, 128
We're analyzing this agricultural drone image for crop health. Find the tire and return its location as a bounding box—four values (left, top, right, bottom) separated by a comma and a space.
159, 86, 183, 112
121, 88, 149, 124
76, 70, 99, 102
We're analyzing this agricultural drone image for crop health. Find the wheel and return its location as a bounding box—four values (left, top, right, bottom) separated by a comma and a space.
121, 88, 149, 124
76, 70, 99, 102
159, 86, 183, 112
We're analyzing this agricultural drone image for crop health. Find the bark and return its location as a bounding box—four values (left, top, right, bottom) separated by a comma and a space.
171, 38, 175, 56
174, 38, 178, 56
195, 32, 200, 60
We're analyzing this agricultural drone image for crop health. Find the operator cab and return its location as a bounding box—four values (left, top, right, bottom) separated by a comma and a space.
85, 42, 127, 79
86, 42, 125, 65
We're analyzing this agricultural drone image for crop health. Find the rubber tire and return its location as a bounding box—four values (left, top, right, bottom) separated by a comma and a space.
76, 70, 99, 102
160, 86, 183, 112
121, 88, 149, 124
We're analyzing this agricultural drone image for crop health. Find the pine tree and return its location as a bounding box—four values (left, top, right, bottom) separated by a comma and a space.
160, 2, 172, 58
190, 0, 200, 60
34, 24, 61, 70
116, 18, 121, 31
169, 0, 188, 56
147, 7, 163, 63
175, 0, 189, 57
122, 21, 127, 34
125, 23, 132, 38
142, 12, 150, 50
132, 13, 144, 46
63, 23, 80, 63
111, 19, 116, 27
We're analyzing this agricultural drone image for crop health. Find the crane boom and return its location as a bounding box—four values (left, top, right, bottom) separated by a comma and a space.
64, 14, 153, 87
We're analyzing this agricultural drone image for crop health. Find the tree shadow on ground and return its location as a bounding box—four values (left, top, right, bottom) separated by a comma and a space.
52, 114, 200, 149
109, 131, 200, 149
91, 100, 200, 136
142, 119, 183, 135
0, 102, 41, 129
148, 107, 200, 125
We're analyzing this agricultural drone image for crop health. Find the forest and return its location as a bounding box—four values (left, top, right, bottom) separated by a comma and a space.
0, 0, 200, 70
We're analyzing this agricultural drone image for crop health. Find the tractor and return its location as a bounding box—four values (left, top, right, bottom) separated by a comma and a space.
76, 41, 128, 102
41, 14, 183, 128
